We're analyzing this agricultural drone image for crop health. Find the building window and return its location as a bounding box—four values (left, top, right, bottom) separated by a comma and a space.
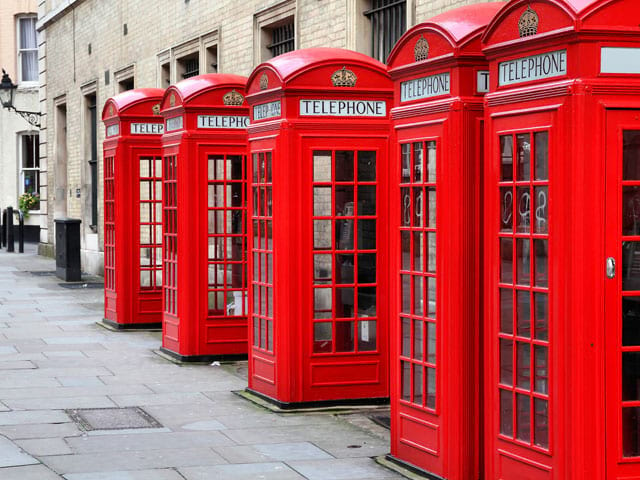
205, 45, 218, 73
364, 0, 406, 62
85, 93, 98, 230
19, 133, 40, 209
119, 77, 134, 92
178, 53, 199, 79
17, 15, 38, 83
267, 21, 294, 58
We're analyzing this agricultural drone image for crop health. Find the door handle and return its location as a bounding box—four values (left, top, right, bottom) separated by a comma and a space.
607, 257, 616, 279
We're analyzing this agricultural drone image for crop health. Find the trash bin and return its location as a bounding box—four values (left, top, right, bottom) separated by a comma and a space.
55, 218, 81, 281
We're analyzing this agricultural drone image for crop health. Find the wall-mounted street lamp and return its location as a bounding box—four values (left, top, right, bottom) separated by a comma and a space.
0, 69, 42, 128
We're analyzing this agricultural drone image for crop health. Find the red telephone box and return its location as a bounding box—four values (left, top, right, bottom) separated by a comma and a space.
245, 48, 393, 407
386, 4, 502, 478
159, 74, 250, 361
483, 1, 640, 478
102, 89, 165, 329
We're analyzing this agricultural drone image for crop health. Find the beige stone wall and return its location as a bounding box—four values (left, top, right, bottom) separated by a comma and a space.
39, 0, 493, 273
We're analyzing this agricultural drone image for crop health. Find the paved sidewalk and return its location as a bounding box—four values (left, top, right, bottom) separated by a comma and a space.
0, 245, 400, 480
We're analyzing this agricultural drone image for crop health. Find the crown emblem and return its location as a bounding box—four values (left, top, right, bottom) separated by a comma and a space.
260, 73, 269, 90
169, 93, 176, 107
108, 105, 114, 116
414, 35, 429, 62
152, 103, 161, 115
518, 6, 539, 38
331, 67, 357, 87
223, 89, 244, 106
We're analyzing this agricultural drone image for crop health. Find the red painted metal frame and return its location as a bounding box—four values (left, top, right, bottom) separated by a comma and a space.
387, 4, 502, 479
483, 1, 640, 479
245, 48, 393, 406
159, 74, 250, 361
102, 89, 165, 329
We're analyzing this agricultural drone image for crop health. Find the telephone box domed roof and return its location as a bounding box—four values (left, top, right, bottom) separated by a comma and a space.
102, 88, 164, 120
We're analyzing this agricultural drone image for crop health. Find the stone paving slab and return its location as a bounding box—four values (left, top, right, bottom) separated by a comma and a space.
0, 247, 402, 480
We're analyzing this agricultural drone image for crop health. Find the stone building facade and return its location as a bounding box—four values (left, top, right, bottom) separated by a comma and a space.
37, 0, 494, 274
0, 0, 40, 240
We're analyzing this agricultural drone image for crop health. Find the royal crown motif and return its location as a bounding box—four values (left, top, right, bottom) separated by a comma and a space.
519, 6, 539, 38
169, 93, 176, 107
260, 73, 269, 90
108, 105, 114, 116
223, 89, 244, 106
331, 67, 357, 87
152, 103, 161, 115
414, 35, 429, 62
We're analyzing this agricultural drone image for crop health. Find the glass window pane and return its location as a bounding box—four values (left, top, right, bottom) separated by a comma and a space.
516, 239, 531, 286
534, 398, 549, 449
427, 141, 436, 183
402, 361, 411, 401
412, 143, 423, 183
516, 342, 531, 390
260, 318, 267, 348
413, 365, 423, 405
535, 239, 548, 288
312, 187, 332, 217
357, 253, 376, 284
534, 131, 549, 181
412, 188, 423, 227
500, 389, 514, 437
313, 288, 332, 319
267, 320, 273, 351
402, 318, 411, 357
500, 238, 513, 284
534, 186, 548, 234
426, 367, 436, 409
335, 185, 354, 217
314, 220, 332, 250
266, 152, 272, 183
500, 289, 513, 335
516, 133, 531, 181
413, 231, 423, 272
516, 187, 531, 233
357, 151, 376, 181
623, 407, 640, 457
500, 187, 514, 233
534, 292, 549, 341
427, 188, 436, 228
401, 187, 411, 227
427, 322, 436, 364
336, 287, 354, 318
623, 131, 640, 180
623, 242, 640, 291
336, 219, 354, 250
413, 319, 423, 361
623, 352, 640, 401
336, 254, 354, 284
426, 277, 436, 318
517, 291, 531, 338
314, 254, 332, 285
534, 345, 548, 395
624, 186, 640, 236
358, 287, 376, 317
413, 276, 423, 316
501, 135, 514, 182
253, 316, 260, 347
314, 322, 332, 353
335, 151, 354, 182
401, 144, 411, 184
357, 220, 376, 250
335, 321, 354, 352
624, 297, 640, 346
401, 231, 410, 271
358, 320, 376, 351
500, 339, 513, 386
358, 185, 376, 216
401, 275, 411, 314
313, 151, 332, 182
426, 232, 436, 274
516, 393, 531, 442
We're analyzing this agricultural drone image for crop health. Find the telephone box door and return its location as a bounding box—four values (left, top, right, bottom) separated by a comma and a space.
305, 136, 389, 401
605, 109, 640, 479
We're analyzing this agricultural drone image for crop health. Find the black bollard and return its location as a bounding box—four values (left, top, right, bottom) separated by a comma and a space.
6, 207, 14, 253
18, 211, 24, 254
1, 209, 6, 248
